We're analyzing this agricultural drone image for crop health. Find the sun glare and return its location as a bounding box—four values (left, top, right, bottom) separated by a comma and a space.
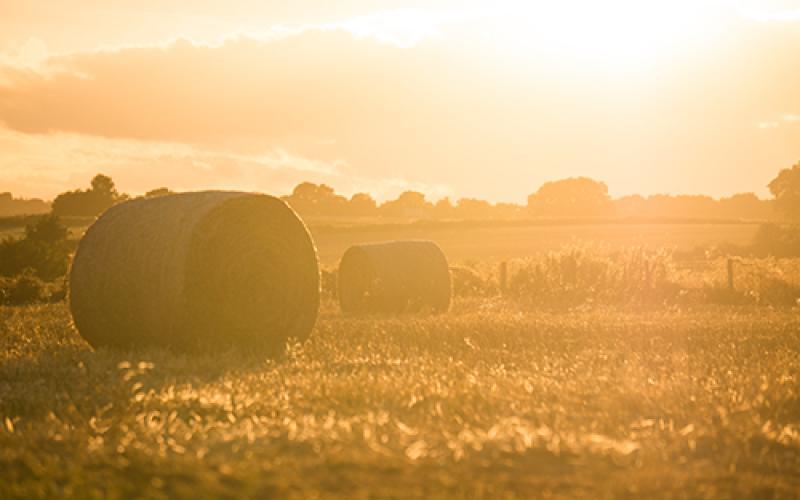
339, 9, 442, 48
476, 0, 728, 69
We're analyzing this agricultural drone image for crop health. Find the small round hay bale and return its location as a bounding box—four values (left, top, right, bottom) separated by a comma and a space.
337, 240, 451, 314
69, 191, 320, 351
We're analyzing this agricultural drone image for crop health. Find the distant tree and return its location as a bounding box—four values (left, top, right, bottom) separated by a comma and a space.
614, 192, 775, 220
51, 174, 125, 217
528, 177, 613, 216
0, 193, 50, 216
90, 174, 117, 197
718, 193, 776, 220
349, 193, 377, 215
285, 182, 347, 215
0, 214, 71, 280
379, 191, 432, 218
456, 198, 493, 219
649, 195, 716, 219
145, 187, 173, 198
613, 194, 648, 218
396, 191, 427, 207
433, 197, 456, 219
494, 202, 523, 219
768, 162, 800, 220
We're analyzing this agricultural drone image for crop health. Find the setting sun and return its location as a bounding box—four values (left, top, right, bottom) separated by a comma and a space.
1, 3, 800, 496
476, 1, 726, 69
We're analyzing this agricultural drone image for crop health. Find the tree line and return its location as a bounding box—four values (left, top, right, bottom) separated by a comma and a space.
2, 162, 799, 221
0, 193, 49, 217
280, 166, 798, 221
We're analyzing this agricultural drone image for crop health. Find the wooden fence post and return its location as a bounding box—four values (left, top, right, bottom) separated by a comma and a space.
727, 258, 734, 291
499, 261, 508, 295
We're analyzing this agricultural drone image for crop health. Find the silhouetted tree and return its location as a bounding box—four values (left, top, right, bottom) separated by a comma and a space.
379, 191, 432, 218
613, 194, 647, 218
285, 182, 347, 215
768, 162, 800, 220
0, 193, 50, 216
528, 177, 613, 216
349, 193, 377, 216
646, 195, 716, 218
91, 174, 117, 197
614, 192, 775, 220
718, 193, 775, 220
145, 187, 173, 198
456, 198, 493, 219
494, 202, 523, 219
51, 174, 125, 217
433, 197, 456, 219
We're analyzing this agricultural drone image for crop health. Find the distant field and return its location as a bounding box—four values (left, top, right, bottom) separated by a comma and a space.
309, 222, 760, 266
0, 215, 761, 266
0, 216, 95, 241
2, 301, 799, 498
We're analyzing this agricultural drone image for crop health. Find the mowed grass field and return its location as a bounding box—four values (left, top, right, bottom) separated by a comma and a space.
2, 300, 799, 498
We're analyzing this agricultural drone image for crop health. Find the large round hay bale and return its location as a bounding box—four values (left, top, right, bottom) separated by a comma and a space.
337, 240, 451, 314
69, 191, 320, 351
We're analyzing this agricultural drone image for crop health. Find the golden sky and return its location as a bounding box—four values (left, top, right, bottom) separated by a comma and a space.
1, 0, 799, 201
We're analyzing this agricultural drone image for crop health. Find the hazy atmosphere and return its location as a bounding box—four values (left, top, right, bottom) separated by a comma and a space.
3, 2, 800, 499
1, 0, 799, 201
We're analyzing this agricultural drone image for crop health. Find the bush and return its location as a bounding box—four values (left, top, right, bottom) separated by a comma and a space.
505, 247, 680, 307
0, 270, 67, 306
0, 214, 71, 280
450, 265, 496, 297
1, 270, 44, 305
752, 224, 800, 258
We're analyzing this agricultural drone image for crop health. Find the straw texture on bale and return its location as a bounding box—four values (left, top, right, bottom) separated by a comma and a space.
69, 191, 320, 351
337, 240, 451, 314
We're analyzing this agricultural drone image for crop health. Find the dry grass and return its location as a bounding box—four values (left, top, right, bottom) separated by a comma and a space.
2, 300, 799, 498
444, 249, 800, 308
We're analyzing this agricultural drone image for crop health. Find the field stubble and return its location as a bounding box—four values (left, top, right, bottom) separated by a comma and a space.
1, 299, 799, 498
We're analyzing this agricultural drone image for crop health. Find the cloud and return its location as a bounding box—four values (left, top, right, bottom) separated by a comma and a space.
0, 28, 507, 195
757, 113, 800, 130
0, 38, 49, 69
0, 31, 395, 141
336, 8, 443, 48
0, 38, 51, 85
0, 125, 449, 201
2, 14, 800, 202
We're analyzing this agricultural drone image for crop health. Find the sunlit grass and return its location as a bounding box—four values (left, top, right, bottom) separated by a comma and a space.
2, 301, 799, 497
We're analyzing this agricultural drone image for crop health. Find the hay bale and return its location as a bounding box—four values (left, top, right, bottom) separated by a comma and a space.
69, 191, 320, 351
337, 240, 451, 314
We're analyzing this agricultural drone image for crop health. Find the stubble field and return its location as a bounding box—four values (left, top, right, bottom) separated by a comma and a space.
2, 298, 799, 498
